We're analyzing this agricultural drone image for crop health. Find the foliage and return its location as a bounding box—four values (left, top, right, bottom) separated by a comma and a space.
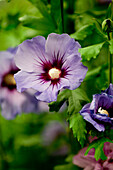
69, 113, 87, 147
49, 88, 89, 147
49, 88, 89, 114
71, 24, 95, 40
79, 42, 105, 61
109, 39, 113, 54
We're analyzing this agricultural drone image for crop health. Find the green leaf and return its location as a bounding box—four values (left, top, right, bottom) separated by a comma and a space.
49, 89, 70, 112
19, 0, 56, 34
49, 88, 89, 113
70, 21, 107, 41
51, 0, 61, 32
79, 42, 105, 61
0, 0, 41, 18
69, 113, 87, 147
111, 2, 113, 21
106, 2, 113, 20
51, 0, 61, 21
85, 137, 113, 161
93, 20, 108, 40
70, 24, 95, 40
106, 3, 111, 19
20, 15, 55, 34
109, 39, 113, 54
68, 92, 81, 115
34, 0, 51, 19
85, 66, 101, 80
68, 88, 89, 115
85, 64, 107, 81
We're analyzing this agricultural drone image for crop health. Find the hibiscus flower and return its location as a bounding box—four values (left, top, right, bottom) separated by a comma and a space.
14, 33, 88, 103
0, 48, 39, 119
80, 84, 113, 131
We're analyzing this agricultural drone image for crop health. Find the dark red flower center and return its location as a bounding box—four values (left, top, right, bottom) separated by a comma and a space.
40, 57, 67, 85
1, 69, 19, 90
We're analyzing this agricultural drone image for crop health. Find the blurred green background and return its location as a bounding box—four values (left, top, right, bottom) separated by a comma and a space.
0, 0, 111, 169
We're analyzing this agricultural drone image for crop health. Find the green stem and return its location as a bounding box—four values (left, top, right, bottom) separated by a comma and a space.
109, 52, 112, 84
108, 32, 112, 84
60, 0, 64, 33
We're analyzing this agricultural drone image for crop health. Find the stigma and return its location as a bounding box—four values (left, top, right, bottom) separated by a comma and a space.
3, 74, 16, 86
48, 68, 61, 79
98, 107, 109, 116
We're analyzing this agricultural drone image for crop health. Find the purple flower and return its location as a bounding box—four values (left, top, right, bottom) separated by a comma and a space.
80, 84, 113, 131
42, 121, 69, 156
73, 142, 113, 170
14, 33, 88, 103
0, 48, 40, 120
42, 121, 67, 146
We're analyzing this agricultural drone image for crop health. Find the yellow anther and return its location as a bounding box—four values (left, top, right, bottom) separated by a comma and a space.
98, 107, 109, 116
3, 74, 16, 85
48, 68, 61, 79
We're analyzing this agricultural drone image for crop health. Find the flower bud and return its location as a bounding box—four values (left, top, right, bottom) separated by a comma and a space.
102, 18, 113, 33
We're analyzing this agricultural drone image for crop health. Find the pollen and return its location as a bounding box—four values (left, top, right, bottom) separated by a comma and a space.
3, 74, 16, 86
48, 68, 61, 79
98, 107, 109, 116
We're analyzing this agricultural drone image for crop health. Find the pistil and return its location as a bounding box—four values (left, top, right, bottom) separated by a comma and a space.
48, 68, 61, 79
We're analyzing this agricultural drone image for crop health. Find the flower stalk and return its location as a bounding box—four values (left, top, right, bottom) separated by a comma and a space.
108, 32, 112, 84
60, 0, 64, 33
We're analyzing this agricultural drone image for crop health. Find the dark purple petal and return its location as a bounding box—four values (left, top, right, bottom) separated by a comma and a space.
89, 94, 99, 112
80, 112, 105, 131
90, 94, 112, 114
80, 84, 113, 131
98, 95, 112, 110
103, 83, 113, 96
91, 113, 112, 124
80, 103, 91, 114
